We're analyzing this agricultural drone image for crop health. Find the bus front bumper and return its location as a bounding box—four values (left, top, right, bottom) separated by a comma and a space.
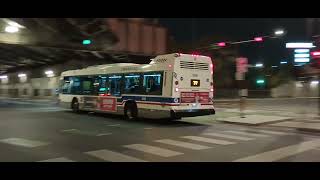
171, 109, 215, 118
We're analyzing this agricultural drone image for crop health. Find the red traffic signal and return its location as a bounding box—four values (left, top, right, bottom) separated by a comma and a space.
311, 51, 320, 58
217, 42, 226, 47
254, 37, 263, 42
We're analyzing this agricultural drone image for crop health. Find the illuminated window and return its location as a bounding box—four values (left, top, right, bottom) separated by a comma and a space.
124, 73, 141, 94
143, 72, 163, 95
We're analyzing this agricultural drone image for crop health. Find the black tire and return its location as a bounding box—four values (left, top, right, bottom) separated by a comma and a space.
170, 110, 181, 120
71, 98, 80, 113
124, 102, 138, 120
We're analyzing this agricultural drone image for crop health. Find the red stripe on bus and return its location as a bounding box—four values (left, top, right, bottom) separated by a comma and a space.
136, 102, 180, 106
117, 102, 212, 106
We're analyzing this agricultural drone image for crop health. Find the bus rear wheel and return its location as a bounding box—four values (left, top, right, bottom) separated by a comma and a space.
124, 102, 138, 120
71, 98, 80, 113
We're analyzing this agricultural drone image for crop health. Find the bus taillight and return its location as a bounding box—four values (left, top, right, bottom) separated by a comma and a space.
210, 64, 214, 75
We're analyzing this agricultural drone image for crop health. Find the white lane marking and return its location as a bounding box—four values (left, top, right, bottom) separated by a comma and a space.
124, 144, 183, 157
256, 130, 288, 135
0, 138, 50, 148
107, 124, 121, 127
181, 136, 236, 145
224, 130, 270, 138
96, 133, 112, 136
155, 139, 211, 150
234, 140, 320, 162
203, 133, 254, 141
85, 149, 146, 162
38, 157, 74, 162
61, 129, 77, 132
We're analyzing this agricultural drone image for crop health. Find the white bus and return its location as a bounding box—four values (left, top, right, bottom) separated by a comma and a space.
59, 53, 215, 120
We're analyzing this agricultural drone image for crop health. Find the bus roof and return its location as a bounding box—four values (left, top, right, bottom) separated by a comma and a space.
61, 53, 211, 77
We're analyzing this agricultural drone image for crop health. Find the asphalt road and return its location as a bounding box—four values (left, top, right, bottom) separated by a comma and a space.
0, 98, 320, 162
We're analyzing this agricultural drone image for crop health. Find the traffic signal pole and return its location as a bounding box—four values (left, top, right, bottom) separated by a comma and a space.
236, 72, 247, 118
236, 57, 248, 118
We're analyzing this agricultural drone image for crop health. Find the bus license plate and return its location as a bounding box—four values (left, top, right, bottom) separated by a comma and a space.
191, 79, 200, 87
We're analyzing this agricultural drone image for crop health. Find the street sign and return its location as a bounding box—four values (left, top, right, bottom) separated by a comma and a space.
236, 57, 248, 73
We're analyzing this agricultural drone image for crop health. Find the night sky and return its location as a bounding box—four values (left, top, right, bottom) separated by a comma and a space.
159, 18, 307, 65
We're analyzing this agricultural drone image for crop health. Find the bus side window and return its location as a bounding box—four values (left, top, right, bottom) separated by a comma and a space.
92, 76, 101, 95
143, 72, 163, 95
62, 77, 71, 94
82, 76, 94, 95
70, 77, 82, 94
108, 74, 122, 96
123, 73, 141, 94
96, 76, 108, 95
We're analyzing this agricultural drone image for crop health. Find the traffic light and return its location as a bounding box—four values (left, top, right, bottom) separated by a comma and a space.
254, 37, 263, 42
82, 39, 91, 45
311, 51, 320, 58
217, 42, 226, 47
311, 51, 320, 68
256, 79, 265, 84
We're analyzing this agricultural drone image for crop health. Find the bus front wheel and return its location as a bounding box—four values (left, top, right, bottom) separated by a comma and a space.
71, 98, 80, 113
124, 102, 138, 120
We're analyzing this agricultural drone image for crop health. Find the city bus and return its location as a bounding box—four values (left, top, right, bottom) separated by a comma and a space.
59, 53, 215, 120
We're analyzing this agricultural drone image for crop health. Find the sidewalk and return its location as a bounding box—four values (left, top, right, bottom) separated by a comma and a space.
0, 97, 57, 102
214, 107, 320, 132
271, 118, 320, 133
217, 114, 292, 125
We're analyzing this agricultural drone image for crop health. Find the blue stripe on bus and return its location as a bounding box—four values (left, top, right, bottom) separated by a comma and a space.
121, 96, 178, 103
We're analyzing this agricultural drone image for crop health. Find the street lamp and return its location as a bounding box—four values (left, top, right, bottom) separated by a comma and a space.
5, 26, 19, 33
274, 29, 285, 36
255, 63, 264, 68
45, 70, 54, 77
18, 73, 26, 78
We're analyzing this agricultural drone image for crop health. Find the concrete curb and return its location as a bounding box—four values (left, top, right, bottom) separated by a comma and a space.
296, 128, 320, 133
218, 117, 294, 126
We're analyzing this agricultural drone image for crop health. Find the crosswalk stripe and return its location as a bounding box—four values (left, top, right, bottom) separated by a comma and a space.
38, 157, 74, 162
202, 133, 254, 141
124, 144, 183, 157
224, 130, 270, 138
61, 129, 77, 132
96, 133, 112, 136
234, 139, 320, 162
181, 136, 236, 145
155, 139, 211, 150
0, 138, 50, 148
255, 130, 288, 135
108, 124, 120, 127
85, 149, 147, 162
